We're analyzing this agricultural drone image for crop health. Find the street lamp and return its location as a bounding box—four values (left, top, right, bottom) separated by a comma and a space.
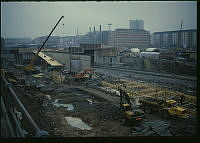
69, 41, 72, 74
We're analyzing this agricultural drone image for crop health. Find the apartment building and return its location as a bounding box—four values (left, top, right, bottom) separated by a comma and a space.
151, 29, 196, 50
108, 29, 150, 49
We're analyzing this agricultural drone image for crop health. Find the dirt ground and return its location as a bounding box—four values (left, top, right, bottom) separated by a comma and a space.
15, 85, 135, 137
3, 67, 197, 137
13, 81, 196, 137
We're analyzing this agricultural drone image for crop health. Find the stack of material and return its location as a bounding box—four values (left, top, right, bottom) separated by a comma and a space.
133, 120, 172, 136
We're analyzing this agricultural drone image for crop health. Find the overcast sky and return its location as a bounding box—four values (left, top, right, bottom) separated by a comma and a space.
1, 1, 197, 39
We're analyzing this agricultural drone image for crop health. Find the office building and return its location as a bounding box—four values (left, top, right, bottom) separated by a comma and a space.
129, 20, 144, 30
108, 29, 150, 49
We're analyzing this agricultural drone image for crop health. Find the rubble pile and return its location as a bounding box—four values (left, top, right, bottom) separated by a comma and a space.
132, 120, 172, 136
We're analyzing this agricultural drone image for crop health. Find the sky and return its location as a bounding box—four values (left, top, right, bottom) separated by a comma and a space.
1, 1, 197, 39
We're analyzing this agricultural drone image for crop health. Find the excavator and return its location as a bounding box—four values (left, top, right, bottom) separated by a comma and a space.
23, 15, 64, 74
119, 87, 145, 124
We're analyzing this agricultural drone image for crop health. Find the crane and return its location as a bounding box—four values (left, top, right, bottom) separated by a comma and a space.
23, 15, 64, 73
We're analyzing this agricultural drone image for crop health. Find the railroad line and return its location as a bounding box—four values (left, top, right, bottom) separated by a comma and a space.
92, 65, 196, 82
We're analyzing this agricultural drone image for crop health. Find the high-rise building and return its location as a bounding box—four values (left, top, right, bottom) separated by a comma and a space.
129, 20, 144, 30
151, 29, 196, 50
108, 29, 150, 49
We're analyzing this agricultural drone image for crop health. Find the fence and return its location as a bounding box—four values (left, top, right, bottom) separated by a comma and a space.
1, 75, 49, 137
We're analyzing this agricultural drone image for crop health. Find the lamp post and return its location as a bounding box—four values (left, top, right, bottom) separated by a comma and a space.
69, 41, 72, 74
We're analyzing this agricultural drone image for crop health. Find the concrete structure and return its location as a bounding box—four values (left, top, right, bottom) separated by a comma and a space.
70, 46, 84, 54
151, 29, 197, 50
1, 46, 34, 65
108, 29, 150, 49
94, 46, 119, 65
43, 51, 91, 72
79, 44, 101, 66
129, 20, 144, 30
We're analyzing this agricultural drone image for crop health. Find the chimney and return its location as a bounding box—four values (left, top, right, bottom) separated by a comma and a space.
100, 25, 102, 45
89, 27, 91, 33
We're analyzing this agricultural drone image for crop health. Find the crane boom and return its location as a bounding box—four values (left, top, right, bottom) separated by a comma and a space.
24, 15, 64, 71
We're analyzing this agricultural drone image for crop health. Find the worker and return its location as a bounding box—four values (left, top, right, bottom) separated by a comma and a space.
119, 87, 122, 104
180, 95, 185, 105
125, 92, 131, 105
92, 96, 95, 103
86, 82, 88, 88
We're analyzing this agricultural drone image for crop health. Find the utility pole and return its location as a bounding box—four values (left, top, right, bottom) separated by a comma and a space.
69, 41, 72, 74
173, 21, 183, 79
180, 21, 183, 51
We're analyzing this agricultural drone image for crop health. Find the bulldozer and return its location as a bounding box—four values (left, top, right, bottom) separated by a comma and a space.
119, 87, 144, 123
139, 97, 188, 119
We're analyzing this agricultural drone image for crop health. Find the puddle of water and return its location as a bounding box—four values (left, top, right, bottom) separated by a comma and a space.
52, 99, 74, 111
64, 117, 92, 130
53, 103, 74, 111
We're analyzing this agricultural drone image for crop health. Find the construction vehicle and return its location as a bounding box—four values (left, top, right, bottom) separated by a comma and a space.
139, 97, 189, 119
119, 87, 144, 123
23, 15, 64, 74
74, 69, 94, 80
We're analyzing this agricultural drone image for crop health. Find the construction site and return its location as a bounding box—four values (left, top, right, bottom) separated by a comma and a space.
1, 16, 197, 137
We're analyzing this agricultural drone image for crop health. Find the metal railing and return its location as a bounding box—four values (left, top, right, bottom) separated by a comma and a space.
1, 75, 49, 137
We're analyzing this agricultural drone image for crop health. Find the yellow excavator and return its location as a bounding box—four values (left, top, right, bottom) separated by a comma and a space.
119, 87, 145, 123
139, 97, 188, 119
23, 15, 64, 74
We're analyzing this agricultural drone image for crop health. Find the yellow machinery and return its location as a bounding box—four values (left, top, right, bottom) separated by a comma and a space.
119, 87, 144, 123
23, 15, 64, 73
139, 97, 188, 119
161, 100, 188, 118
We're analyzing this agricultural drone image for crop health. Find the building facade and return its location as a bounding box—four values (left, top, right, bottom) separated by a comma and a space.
80, 31, 109, 45
4, 38, 32, 47
151, 29, 197, 50
108, 29, 150, 49
129, 20, 144, 30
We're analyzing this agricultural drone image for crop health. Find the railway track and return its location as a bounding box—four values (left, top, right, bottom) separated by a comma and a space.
92, 65, 196, 82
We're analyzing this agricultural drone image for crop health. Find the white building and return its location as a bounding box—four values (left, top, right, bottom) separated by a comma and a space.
129, 20, 144, 30
146, 48, 160, 52
130, 48, 140, 53
108, 29, 150, 49
140, 52, 160, 59
151, 29, 197, 50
